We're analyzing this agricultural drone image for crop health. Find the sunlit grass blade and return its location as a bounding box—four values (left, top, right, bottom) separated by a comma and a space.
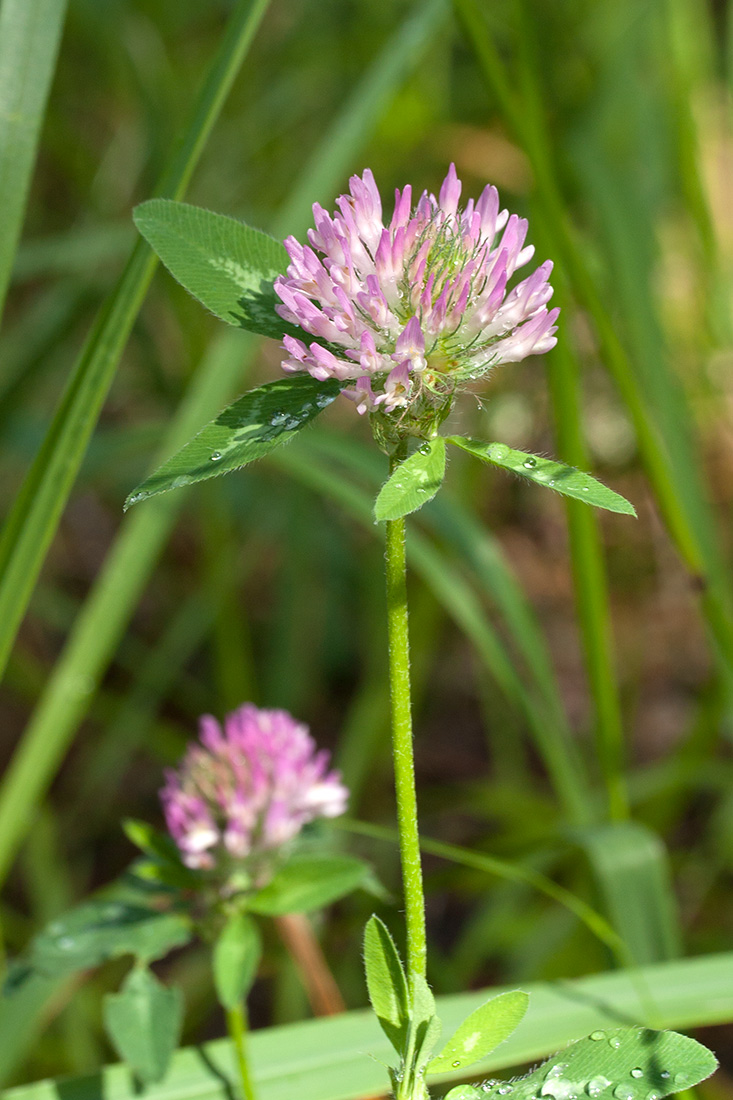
0, 0, 68, 334
0, 0, 448, 896
0, 0, 273, 685
4, 953, 733, 1100
579, 822, 682, 967
544, 331, 629, 823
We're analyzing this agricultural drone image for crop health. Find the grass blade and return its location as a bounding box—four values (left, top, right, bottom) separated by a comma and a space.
4, 953, 733, 1100
0, 0, 68, 333
579, 823, 682, 967
452, 0, 733, 688
0, 0, 273, 685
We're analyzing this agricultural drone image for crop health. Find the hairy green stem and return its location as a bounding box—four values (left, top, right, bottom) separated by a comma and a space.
385, 500, 427, 992
226, 1003, 257, 1100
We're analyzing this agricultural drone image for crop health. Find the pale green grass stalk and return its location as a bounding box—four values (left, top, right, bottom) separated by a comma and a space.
545, 335, 628, 821
0, 0, 68, 334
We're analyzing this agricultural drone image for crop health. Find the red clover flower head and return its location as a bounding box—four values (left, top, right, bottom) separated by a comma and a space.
274, 164, 558, 440
160, 704, 348, 873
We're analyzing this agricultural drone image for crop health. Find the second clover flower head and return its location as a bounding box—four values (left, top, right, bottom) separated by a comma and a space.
274, 164, 559, 442
160, 703, 348, 875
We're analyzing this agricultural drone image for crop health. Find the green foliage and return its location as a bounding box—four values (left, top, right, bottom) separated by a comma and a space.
426, 991, 529, 1075
248, 853, 370, 916
374, 439, 447, 521
103, 966, 183, 1085
213, 914, 262, 1009
125, 376, 341, 508
1, 0, 733, 1091
0, 0, 67, 328
133, 201, 295, 341
448, 438, 636, 516
364, 915, 410, 1055
6, 897, 192, 987
444, 1027, 717, 1100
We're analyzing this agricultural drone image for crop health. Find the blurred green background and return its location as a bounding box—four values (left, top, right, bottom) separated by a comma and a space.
2, 0, 733, 1089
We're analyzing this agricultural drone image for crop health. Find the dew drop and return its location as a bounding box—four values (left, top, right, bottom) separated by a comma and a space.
590, 1031, 605, 1041
523, 457, 537, 469
630, 1070, 643, 1080
452, 1061, 461, 1068
659, 1073, 670, 1081
548, 479, 555, 486
673, 1075, 687, 1088
498, 1086, 512, 1094
416, 487, 427, 495
613, 1086, 634, 1100
608, 1037, 621, 1050
646, 1093, 660, 1100
419, 442, 431, 454
587, 1077, 610, 1097
210, 451, 223, 462
582, 486, 589, 492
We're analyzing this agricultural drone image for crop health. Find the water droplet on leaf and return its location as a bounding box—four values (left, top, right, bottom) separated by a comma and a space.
419, 442, 431, 454
608, 1037, 621, 1049
210, 451, 223, 461
630, 1070, 643, 1080
590, 1031, 605, 1041
523, 457, 537, 469
659, 1073, 670, 1081
452, 1061, 461, 1068
587, 1077, 610, 1097
613, 1086, 634, 1100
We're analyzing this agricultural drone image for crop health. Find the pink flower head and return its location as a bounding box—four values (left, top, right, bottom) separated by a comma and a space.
274, 164, 558, 425
160, 704, 348, 872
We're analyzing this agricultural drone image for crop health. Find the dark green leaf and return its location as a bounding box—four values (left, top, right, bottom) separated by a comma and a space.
104, 966, 183, 1084
20, 898, 191, 980
426, 991, 529, 1074
133, 199, 291, 340
248, 854, 368, 916
213, 913, 261, 1009
363, 916, 409, 1056
448, 437, 636, 516
444, 1027, 717, 1100
125, 375, 341, 509
374, 438, 446, 521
